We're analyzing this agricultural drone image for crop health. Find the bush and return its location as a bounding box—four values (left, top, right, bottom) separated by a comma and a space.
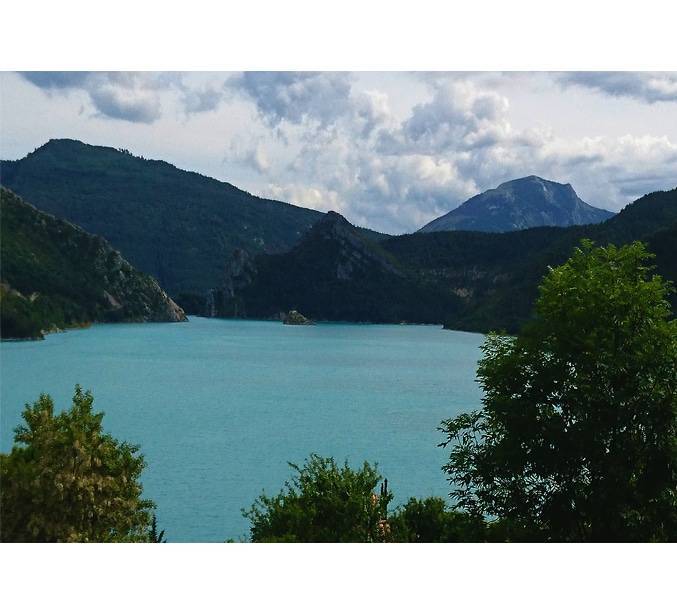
389, 497, 487, 542
244, 455, 392, 542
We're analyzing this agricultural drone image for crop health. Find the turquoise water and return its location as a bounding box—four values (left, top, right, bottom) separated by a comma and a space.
0, 317, 485, 542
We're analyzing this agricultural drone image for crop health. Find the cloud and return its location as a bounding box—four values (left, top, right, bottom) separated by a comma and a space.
21, 71, 90, 89
264, 183, 345, 214
351, 90, 395, 136
88, 78, 162, 124
559, 72, 677, 103
266, 79, 522, 230
243, 75, 676, 232
20, 71, 164, 123
397, 80, 511, 152
228, 71, 353, 127
181, 85, 225, 114
226, 136, 272, 174
348, 154, 480, 230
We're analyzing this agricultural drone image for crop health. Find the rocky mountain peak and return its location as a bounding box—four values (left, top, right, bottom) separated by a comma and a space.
419, 176, 615, 233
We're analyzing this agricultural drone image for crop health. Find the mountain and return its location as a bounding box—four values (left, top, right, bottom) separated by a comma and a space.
211, 187, 677, 332
207, 211, 461, 323
396, 187, 677, 331
419, 176, 615, 233
0, 139, 323, 295
2, 139, 672, 334
0, 187, 186, 340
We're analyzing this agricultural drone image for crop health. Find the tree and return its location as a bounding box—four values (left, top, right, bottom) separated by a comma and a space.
0, 386, 155, 542
440, 241, 677, 542
243, 454, 392, 542
150, 514, 166, 543
389, 497, 487, 542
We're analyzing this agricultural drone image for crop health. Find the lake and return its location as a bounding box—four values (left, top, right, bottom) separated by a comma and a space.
0, 317, 485, 542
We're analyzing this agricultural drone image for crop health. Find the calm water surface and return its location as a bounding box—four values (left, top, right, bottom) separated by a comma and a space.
0, 317, 484, 541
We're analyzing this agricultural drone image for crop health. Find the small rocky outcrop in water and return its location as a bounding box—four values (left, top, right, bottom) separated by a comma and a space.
282, 310, 314, 325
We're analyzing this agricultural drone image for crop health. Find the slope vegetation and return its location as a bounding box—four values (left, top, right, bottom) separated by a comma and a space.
214, 188, 677, 332
1, 139, 323, 294
1, 187, 186, 339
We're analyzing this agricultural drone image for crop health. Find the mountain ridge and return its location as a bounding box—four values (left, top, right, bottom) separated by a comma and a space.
0, 187, 186, 340
206, 210, 461, 323
3, 140, 672, 334
419, 175, 615, 233
0, 139, 324, 295
210, 187, 676, 332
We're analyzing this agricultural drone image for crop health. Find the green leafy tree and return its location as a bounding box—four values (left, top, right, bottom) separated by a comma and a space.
0, 386, 155, 542
243, 454, 393, 542
440, 241, 677, 542
389, 497, 487, 542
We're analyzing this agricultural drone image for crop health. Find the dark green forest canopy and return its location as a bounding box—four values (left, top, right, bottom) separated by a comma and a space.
212, 188, 677, 332
383, 188, 677, 330
1, 139, 323, 294
2, 139, 674, 333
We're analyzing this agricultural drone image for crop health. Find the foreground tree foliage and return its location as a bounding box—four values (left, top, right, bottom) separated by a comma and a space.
244, 455, 499, 542
244, 455, 393, 542
0, 386, 155, 542
441, 241, 677, 542
388, 497, 489, 542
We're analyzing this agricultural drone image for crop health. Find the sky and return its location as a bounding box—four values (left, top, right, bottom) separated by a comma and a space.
1, 71, 676, 234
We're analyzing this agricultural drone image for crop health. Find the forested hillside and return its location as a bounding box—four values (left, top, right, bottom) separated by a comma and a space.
3, 139, 673, 334
1, 139, 323, 294
211, 188, 677, 332
0, 187, 186, 339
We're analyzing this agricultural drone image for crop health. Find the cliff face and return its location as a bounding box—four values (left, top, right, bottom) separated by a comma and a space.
0, 187, 186, 340
205, 248, 258, 318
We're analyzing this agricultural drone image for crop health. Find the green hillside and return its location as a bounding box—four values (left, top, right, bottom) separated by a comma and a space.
0, 187, 186, 340
2, 139, 673, 334
1, 139, 323, 294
